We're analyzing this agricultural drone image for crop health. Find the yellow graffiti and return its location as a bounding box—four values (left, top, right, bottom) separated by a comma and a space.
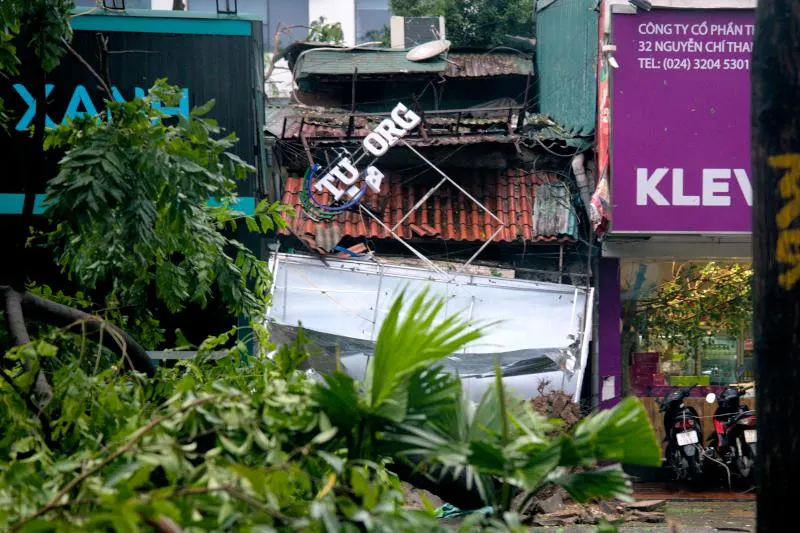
770, 153, 800, 289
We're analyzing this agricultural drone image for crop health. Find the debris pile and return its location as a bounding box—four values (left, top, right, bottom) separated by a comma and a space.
529, 380, 586, 431
523, 386, 665, 526
530, 498, 667, 527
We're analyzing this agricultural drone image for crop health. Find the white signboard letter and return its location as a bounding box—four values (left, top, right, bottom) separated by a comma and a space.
671, 169, 700, 206
374, 118, 406, 145
391, 103, 421, 130
636, 168, 669, 206
702, 169, 731, 206
315, 173, 345, 200
330, 158, 360, 186
364, 166, 384, 193
363, 133, 390, 156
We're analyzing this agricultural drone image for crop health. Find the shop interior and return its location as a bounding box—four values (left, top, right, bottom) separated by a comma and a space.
619, 259, 754, 443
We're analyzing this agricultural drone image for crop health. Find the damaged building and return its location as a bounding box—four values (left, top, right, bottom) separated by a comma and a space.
264, 31, 598, 402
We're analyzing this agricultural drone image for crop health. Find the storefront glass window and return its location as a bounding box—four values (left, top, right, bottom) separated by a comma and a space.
620, 260, 753, 395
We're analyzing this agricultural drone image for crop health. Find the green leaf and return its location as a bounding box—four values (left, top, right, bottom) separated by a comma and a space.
365, 289, 483, 414
35, 341, 58, 357
513, 440, 562, 491
467, 440, 507, 475
550, 465, 633, 503
317, 450, 345, 474
572, 397, 661, 467
313, 372, 361, 432
191, 98, 216, 117
219, 432, 253, 456
229, 464, 267, 494
18, 519, 56, 533
311, 427, 339, 445
245, 217, 260, 233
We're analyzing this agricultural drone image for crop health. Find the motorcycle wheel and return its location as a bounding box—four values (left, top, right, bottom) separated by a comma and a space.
666, 444, 688, 480
734, 438, 756, 488
688, 452, 703, 480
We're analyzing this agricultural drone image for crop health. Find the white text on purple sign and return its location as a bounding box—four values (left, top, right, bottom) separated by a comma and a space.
636, 168, 752, 207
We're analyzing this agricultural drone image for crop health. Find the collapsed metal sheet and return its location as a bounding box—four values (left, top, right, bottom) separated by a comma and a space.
266, 253, 593, 401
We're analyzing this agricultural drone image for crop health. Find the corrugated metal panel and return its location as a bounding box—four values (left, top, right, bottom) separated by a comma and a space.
295, 48, 446, 76
265, 106, 519, 143
445, 53, 533, 78
532, 183, 579, 237
2, 13, 264, 201
536, 0, 598, 135
294, 49, 533, 78
280, 170, 578, 245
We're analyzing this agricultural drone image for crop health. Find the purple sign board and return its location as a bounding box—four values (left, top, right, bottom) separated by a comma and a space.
611, 10, 754, 233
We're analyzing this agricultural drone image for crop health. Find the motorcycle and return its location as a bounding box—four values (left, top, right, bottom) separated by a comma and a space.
705, 377, 756, 487
659, 384, 704, 480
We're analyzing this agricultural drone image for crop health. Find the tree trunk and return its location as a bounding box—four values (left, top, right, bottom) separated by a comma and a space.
19, 290, 157, 377
751, 2, 800, 530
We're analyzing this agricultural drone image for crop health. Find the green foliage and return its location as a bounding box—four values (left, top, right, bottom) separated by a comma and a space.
0, 326, 442, 532
390, 0, 534, 48
308, 16, 345, 45
42, 80, 288, 319
364, 24, 391, 47
313, 290, 482, 458
1, 287, 659, 531
23, 282, 166, 348
390, 0, 447, 17
634, 262, 752, 356
0, 0, 74, 128
315, 290, 660, 510
16, 0, 73, 73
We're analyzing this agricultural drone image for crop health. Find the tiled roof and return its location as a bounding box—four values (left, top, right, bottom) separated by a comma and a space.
445, 53, 533, 78
280, 169, 577, 249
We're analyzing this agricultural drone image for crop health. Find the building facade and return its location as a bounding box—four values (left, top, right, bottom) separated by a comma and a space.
264, 37, 600, 402
592, 0, 756, 440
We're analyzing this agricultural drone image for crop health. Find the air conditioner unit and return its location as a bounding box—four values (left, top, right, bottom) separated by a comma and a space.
390, 16, 446, 49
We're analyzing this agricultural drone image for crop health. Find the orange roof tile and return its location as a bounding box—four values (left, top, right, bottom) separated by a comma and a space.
280, 169, 576, 247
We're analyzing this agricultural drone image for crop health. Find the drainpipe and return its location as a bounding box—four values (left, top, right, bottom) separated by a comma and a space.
572, 153, 594, 221
573, 152, 601, 409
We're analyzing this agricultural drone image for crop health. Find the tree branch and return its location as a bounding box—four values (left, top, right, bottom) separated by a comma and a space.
3, 287, 54, 410
12, 396, 217, 531
60, 37, 112, 99
17, 290, 156, 377
4, 288, 31, 345
144, 515, 183, 533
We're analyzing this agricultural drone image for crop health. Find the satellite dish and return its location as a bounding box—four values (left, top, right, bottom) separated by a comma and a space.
406, 39, 451, 61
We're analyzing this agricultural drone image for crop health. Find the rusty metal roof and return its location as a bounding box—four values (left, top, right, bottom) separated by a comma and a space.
280, 169, 577, 249
288, 44, 533, 79
265, 105, 520, 144
445, 53, 533, 78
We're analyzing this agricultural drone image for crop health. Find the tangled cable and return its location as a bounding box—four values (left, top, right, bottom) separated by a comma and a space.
299, 162, 369, 218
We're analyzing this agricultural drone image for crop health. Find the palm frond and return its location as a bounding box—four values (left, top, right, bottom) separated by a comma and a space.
365, 289, 482, 416
405, 366, 466, 439
549, 464, 634, 503
572, 397, 661, 466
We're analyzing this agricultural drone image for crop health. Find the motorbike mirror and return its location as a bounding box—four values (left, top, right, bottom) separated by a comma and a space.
705, 392, 717, 404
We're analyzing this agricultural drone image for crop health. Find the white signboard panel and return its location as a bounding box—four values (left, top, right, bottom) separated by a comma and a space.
267, 254, 593, 401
